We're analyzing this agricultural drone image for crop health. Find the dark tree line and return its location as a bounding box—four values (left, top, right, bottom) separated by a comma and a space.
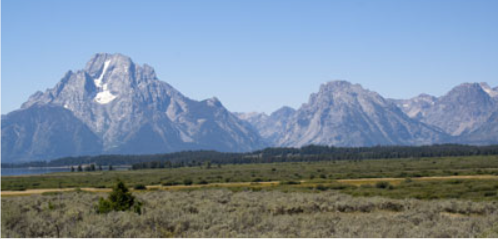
3, 144, 498, 169
69, 164, 112, 172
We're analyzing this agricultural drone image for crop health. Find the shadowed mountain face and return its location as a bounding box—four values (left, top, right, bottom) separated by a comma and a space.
2, 53, 266, 163
1, 105, 102, 163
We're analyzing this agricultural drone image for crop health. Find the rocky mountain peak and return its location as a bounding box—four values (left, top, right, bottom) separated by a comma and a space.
274, 81, 447, 147
415, 93, 437, 101
85, 53, 159, 95
416, 82, 497, 136
305, 81, 390, 117
4, 53, 266, 162
204, 97, 223, 107
317, 80, 365, 94
440, 82, 494, 106
85, 53, 132, 70
449, 82, 488, 96
270, 106, 296, 118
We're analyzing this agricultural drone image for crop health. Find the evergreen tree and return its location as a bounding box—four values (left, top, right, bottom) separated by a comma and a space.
97, 181, 142, 214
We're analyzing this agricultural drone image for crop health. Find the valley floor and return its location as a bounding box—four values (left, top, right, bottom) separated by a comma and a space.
2, 155, 498, 237
2, 174, 498, 197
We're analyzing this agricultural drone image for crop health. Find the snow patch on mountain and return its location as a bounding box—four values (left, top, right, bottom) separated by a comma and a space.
95, 88, 117, 104
92, 60, 117, 104
94, 60, 110, 88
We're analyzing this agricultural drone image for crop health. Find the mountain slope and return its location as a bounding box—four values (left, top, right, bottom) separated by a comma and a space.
275, 81, 449, 147
457, 111, 498, 145
3, 53, 266, 162
1, 105, 102, 163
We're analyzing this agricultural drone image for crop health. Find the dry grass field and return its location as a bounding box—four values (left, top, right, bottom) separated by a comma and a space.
3, 190, 498, 238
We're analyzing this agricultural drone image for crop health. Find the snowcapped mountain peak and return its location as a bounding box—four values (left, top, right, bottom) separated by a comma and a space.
6, 53, 266, 162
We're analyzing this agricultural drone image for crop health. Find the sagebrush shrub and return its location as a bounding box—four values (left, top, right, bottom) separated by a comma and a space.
3, 190, 498, 237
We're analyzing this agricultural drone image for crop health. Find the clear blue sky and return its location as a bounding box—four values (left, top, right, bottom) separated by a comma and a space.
2, 0, 498, 115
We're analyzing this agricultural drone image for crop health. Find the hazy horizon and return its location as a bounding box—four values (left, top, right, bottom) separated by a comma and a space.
2, 0, 498, 115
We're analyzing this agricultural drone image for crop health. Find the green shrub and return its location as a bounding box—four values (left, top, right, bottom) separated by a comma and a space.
134, 184, 147, 190
328, 184, 350, 190
484, 191, 497, 197
162, 181, 180, 186
375, 181, 392, 189
198, 180, 209, 185
280, 181, 301, 185
97, 197, 113, 214
47, 201, 55, 210
183, 178, 193, 185
96, 181, 141, 214
252, 178, 263, 183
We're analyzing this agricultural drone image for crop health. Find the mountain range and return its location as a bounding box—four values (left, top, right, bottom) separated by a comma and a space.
2, 53, 497, 163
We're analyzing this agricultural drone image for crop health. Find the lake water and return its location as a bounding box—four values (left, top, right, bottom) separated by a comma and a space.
1, 167, 71, 176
